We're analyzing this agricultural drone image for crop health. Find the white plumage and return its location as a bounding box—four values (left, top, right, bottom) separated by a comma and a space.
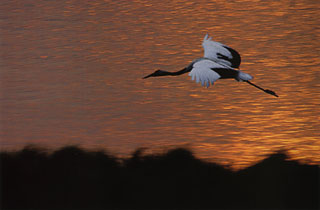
238, 71, 253, 81
202, 34, 235, 67
186, 34, 249, 87
188, 59, 221, 88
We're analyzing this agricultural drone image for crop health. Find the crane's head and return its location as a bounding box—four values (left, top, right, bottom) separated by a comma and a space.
143, 70, 170, 79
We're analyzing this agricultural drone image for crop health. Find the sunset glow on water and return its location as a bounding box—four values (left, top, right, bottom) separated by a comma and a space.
1, 0, 319, 169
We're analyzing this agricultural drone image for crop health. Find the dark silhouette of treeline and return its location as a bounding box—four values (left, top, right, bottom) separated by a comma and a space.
1, 146, 319, 209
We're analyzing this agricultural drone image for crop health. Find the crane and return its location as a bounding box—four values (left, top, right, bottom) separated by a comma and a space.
143, 34, 278, 97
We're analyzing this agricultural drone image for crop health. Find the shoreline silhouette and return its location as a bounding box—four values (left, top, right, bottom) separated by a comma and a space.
1, 145, 319, 209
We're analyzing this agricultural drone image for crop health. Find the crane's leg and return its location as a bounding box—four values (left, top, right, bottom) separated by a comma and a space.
246, 81, 278, 97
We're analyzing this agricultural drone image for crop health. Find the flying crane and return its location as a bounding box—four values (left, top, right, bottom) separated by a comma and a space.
143, 34, 278, 97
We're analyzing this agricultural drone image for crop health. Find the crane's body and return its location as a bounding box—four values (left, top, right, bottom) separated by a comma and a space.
143, 34, 278, 97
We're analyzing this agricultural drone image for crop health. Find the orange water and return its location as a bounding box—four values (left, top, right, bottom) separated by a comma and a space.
1, 0, 319, 169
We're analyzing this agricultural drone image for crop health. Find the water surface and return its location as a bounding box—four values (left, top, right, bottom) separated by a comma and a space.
1, 0, 319, 169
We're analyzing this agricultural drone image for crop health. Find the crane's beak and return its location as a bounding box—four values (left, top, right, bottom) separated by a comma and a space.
142, 70, 165, 79
143, 73, 154, 79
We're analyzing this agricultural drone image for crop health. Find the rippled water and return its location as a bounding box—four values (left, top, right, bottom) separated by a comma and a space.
1, 0, 319, 169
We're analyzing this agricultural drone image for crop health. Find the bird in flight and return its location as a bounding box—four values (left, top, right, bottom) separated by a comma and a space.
143, 34, 278, 97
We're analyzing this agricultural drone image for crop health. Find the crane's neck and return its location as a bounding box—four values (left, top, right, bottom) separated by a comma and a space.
171, 67, 190, 75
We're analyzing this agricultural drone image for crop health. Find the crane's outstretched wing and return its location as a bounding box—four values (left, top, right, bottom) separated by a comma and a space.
202, 34, 241, 68
188, 59, 221, 88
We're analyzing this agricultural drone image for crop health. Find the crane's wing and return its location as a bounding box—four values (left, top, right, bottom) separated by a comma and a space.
202, 34, 241, 68
188, 59, 221, 88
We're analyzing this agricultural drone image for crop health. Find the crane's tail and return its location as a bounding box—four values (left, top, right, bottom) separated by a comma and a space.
237, 71, 253, 81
